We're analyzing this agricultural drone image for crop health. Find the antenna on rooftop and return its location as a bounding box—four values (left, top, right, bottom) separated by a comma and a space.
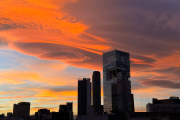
148, 97, 150, 103
141, 95, 143, 111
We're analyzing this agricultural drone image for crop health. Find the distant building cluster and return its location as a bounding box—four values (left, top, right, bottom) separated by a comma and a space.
1, 50, 180, 120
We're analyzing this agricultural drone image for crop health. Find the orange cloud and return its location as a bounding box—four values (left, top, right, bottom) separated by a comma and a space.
0, 0, 111, 75
36, 90, 77, 98
0, 0, 86, 35
0, 96, 34, 99
0, 92, 18, 95
0, 0, 110, 58
0, 69, 77, 86
0, 70, 40, 84
33, 98, 76, 103
131, 58, 155, 66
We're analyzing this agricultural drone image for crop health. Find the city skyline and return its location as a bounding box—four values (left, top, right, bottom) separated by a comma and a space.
1, 0, 180, 116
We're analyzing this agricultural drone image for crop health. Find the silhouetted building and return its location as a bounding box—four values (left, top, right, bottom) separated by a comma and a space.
7, 112, 13, 117
59, 102, 73, 120
103, 50, 133, 114
147, 96, 180, 113
0, 114, 4, 118
92, 71, 102, 114
13, 102, 30, 117
131, 94, 135, 112
100, 105, 104, 114
129, 112, 169, 120
37, 109, 50, 120
108, 112, 128, 120
169, 113, 180, 120
60, 102, 72, 112
129, 112, 180, 120
52, 112, 70, 120
78, 78, 91, 115
76, 106, 108, 120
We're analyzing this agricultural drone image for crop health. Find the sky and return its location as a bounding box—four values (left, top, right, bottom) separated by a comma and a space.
1, 0, 180, 115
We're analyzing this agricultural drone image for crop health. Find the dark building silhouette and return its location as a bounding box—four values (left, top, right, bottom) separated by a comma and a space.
13, 102, 30, 117
59, 102, 73, 120
100, 105, 104, 114
131, 94, 135, 112
147, 96, 180, 113
0, 114, 4, 118
7, 112, 13, 117
59, 102, 73, 112
92, 71, 102, 114
37, 109, 50, 120
130, 112, 180, 120
103, 50, 133, 114
78, 78, 91, 115
108, 112, 127, 120
52, 112, 70, 120
76, 106, 108, 120
130, 112, 169, 119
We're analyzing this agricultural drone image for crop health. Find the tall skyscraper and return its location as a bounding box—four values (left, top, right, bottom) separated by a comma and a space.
103, 50, 132, 114
13, 102, 30, 117
92, 71, 102, 114
78, 78, 91, 115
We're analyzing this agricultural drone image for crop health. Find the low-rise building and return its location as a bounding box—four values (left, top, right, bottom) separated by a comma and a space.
147, 97, 180, 113
76, 106, 108, 120
13, 102, 30, 117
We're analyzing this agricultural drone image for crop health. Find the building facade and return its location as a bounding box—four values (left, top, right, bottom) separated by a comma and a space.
103, 50, 132, 114
37, 109, 50, 120
146, 97, 180, 113
76, 106, 108, 120
59, 102, 73, 120
13, 102, 30, 117
92, 71, 102, 114
78, 78, 91, 115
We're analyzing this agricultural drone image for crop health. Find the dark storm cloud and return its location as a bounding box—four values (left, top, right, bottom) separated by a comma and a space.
7, 0, 180, 72
0, 17, 30, 30
0, 17, 17, 30
131, 54, 156, 64
0, 37, 8, 46
63, 0, 180, 57
130, 63, 153, 72
39, 50, 90, 62
11, 40, 159, 71
78, 33, 100, 41
10, 41, 103, 70
139, 79, 180, 89
130, 54, 156, 71
0, 17, 60, 32
152, 67, 180, 77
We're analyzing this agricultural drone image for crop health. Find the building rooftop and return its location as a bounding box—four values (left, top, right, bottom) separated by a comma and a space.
152, 96, 180, 104
103, 49, 129, 55
15, 102, 30, 105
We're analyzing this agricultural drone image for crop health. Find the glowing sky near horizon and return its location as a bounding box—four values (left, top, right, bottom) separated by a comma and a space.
1, 0, 180, 115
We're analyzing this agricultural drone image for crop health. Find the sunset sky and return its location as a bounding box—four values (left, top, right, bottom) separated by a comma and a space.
1, 0, 180, 115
